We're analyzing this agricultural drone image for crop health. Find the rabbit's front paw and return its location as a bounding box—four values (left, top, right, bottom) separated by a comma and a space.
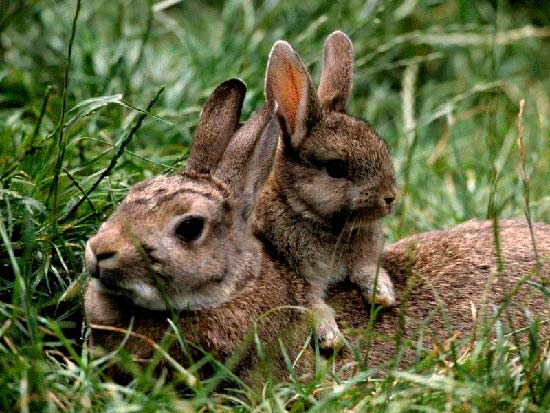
365, 268, 396, 307
312, 302, 343, 350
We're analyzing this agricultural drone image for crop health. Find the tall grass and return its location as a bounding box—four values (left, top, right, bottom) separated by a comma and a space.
0, 0, 549, 411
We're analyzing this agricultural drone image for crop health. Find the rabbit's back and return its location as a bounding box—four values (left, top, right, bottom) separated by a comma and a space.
328, 219, 550, 370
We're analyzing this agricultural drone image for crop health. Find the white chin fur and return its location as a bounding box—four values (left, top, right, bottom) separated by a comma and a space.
129, 281, 166, 310
93, 278, 166, 310
94, 278, 233, 311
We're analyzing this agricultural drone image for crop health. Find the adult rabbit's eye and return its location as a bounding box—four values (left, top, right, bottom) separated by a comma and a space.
175, 216, 204, 242
325, 159, 347, 179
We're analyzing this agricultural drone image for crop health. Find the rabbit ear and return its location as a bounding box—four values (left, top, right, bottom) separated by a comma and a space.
216, 101, 277, 196
318, 31, 353, 114
186, 79, 246, 174
265, 41, 320, 149
240, 109, 280, 219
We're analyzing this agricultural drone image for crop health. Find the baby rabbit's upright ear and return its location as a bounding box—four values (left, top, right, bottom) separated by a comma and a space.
318, 31, 353, 113
265, 41, 320, 149
186, 79, 246, 174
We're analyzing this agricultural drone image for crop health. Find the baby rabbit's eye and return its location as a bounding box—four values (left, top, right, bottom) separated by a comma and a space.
175, 216, 204, 242
325, 159, 347, 179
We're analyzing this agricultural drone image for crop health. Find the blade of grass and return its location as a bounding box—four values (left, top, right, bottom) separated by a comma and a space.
396, 62, 419, 237
48, 0, 82, 225
60, 86, 165, 222
28, 85, 54, 149
517, 98, 541, 269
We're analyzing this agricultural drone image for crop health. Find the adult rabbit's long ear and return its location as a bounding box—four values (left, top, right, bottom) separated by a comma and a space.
186, 79, 246, 174
243, 108, 279, 204
318, 31, 353, 113
215, 101, 278, 218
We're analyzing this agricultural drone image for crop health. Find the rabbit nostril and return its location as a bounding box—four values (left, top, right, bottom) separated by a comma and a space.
96, 251, 116, 262
384, 197, 394, 206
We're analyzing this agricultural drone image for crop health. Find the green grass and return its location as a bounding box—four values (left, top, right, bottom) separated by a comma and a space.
1, 0, 549, 411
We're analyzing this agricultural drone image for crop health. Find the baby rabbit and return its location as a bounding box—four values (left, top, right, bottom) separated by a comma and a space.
252, 31, 397, 349
84, 79, 310, 383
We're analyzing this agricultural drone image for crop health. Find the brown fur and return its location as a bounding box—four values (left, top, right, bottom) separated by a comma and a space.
86, 218, 550, 384
83, 41, 549, 388
83, 86, 550, 379
85, 80, 272, 313
331, 219, 550, 370
84, 78, 311, 384
318, 30, 353, 113
85, 253, 311, 383
187, 79, 246, 173
253, 31, 397, 348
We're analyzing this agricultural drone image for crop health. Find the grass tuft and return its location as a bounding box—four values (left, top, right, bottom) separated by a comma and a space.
0, 0, 549, 411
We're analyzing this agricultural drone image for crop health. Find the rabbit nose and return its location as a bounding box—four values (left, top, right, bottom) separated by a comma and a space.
89, 234, 119, 261
85, 241, 99, 277
384, 196, 395, 206
95, 251, 117, 262
86, 227, 124, 276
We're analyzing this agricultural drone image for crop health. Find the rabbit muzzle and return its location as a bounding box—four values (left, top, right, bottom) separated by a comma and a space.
85, 226, 127, 277
84, 240, 100, 279
85, 227, 153, 291
348, 186, 396, 220
85, 234, 170, 310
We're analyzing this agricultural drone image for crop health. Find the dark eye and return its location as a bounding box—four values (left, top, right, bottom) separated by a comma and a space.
175, 216, 204, 242
325, 159, 347, 179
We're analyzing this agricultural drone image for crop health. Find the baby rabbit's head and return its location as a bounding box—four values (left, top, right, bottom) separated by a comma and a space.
265, 32, 396, 228
85, 80, 276, 311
